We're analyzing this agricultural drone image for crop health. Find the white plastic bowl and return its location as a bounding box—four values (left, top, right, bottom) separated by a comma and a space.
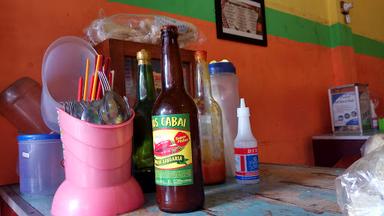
41, 36, 97, 132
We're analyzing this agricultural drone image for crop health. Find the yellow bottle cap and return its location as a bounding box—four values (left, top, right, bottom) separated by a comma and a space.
136, 49, 151, 64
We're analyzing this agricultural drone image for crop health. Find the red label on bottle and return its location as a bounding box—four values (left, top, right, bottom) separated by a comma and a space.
235, 147, 259, 181
174, 132, 190, 147
234, 147, 258, 155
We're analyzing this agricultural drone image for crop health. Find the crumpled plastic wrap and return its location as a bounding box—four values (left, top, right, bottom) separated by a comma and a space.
336, 134, 384, 216
85, 14, 204, 47
361, 134, 384, 156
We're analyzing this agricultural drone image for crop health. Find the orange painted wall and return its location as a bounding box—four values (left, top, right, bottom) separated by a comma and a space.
356, 54, 384, 116
0, 0, 383, 184
330, 46, 358, 85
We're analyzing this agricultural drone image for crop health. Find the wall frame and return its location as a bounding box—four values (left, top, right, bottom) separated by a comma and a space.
215, 0, 267, 46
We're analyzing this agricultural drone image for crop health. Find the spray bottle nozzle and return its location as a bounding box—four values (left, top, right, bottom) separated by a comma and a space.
237, 98, 250, 117
240, 98, 246, 108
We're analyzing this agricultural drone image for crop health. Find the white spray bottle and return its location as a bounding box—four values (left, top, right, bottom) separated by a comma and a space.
234, 98, 259, 184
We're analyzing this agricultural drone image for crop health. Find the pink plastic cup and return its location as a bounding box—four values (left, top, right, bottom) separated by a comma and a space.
51, 109, 144, 216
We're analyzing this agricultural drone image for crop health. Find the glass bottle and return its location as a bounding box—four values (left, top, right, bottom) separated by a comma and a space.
194, 51, 225, 185
152, 25, 204, 213
133, 49, 156, 193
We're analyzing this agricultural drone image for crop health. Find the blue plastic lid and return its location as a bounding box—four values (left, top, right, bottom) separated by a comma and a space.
17, 133, 60, 142
209, 60, 236, 75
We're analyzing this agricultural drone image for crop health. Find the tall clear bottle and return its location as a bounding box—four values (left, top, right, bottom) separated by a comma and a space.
132, 49, 156, 193
152, 25, 204, 212
194, 51, 225, 185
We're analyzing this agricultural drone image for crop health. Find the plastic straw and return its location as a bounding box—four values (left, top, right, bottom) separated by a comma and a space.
91, 55, 102, 100
89, 74, 95, 100
99, 55, 104, 71
77, 77, 83, 102
96, 80, 102, 100
104, 57, 110, 75
108, 72, 112, 88
83, 58, 90, 101
96, 58, 109, 100
110, 70, 115, 90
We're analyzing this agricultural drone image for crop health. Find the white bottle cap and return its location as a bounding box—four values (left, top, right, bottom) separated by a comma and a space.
237, 98, 250, 117
370, 100, 377, 118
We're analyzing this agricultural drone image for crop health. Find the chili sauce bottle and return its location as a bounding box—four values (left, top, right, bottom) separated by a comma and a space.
152, 25, 205, 212
132, 49, 156, 193
194, 51, 225, 185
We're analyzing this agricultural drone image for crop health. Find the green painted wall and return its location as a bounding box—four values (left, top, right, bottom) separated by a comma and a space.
111, 0, 384, 58
112, 0, 215, 21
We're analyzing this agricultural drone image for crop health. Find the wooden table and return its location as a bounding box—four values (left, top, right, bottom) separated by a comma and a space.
0, 164, 343, 216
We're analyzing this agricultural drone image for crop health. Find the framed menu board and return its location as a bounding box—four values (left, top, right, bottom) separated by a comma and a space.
215, 0, 267, 46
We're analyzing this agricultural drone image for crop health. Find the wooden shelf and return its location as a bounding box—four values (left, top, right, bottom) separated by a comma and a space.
94, 39, 196, 106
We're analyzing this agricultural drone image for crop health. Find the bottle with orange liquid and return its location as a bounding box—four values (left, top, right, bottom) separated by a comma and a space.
194, 51, 226, 185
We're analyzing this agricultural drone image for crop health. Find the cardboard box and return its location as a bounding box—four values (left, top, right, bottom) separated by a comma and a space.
328, 84, 372, 134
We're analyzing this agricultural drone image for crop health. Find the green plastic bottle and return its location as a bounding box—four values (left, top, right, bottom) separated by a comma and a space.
133, 49, 156, 193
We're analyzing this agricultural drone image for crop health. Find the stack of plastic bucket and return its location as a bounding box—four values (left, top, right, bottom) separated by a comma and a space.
17, 134, 64, 195
51, 109, 144, 215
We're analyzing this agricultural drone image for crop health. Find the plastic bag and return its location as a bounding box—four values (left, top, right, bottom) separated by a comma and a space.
336, 135, 384, 216
361, 134, 384, 156
85, 13, 204, 47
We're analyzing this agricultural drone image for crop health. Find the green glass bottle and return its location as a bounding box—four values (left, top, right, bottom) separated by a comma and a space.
133, 49, 156, 193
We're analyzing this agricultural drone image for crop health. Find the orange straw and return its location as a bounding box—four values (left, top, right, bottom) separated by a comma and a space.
82, 58, 90, 101
91, 55, 102, 101
88, 74, 94, 100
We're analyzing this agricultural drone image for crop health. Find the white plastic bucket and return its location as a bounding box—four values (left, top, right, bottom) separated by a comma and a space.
17, 134, 64, 195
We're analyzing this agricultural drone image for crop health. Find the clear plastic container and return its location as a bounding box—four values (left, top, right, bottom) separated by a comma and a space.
41, 36, 97, 132
209, 60, 239, 177
0, 77, 50, 134
17, 134, 64, 195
